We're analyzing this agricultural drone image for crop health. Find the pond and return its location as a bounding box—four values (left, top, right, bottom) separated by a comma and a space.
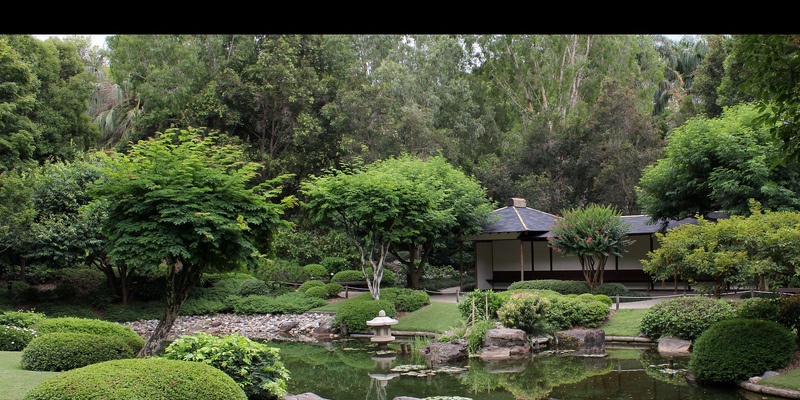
268, 339, 784, 400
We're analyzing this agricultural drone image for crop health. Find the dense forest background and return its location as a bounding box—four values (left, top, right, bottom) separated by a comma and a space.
0, 33, 793, 287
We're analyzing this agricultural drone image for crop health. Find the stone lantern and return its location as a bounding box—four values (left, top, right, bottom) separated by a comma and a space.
366, 310, 398, 350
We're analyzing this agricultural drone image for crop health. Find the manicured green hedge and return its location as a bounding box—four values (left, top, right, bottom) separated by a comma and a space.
497, 291, 551, 335
23, 357, 247, 400
162, 333, 290, 399
331, 269, 365, 283
335, 297, 396, 333
690, 318, 796, 384
33, 317, 144, 354
21, 332, 134, 371
640, 296, 736, 341
380, 287, 430, 312
298, 280, 325, 293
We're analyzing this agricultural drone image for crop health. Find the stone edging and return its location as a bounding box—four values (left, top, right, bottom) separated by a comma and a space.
740, 381, 800, 399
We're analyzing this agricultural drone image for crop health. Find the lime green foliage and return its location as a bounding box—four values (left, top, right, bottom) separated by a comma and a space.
335, 296, 396, 333
21, 332, 134, 371
298, 280, 325, 293
497, 292, 551, 335
644, 205, 800, 293
233, 292, 326, 315
0, 325, 38, 351
507, 279, 590, 294
162, 333, 290, 399
380, 287, 430, 312
458, 290, 504, 322
301, 264, 327, 280
690, 318, 796, 384
0, 310, 46, 329
33, 317, 144, 354
640, 297, 736, 341
392, 302, 461, 334
601, 309, 647, 337
546, 204, 633, 291
22, 358, 247, 400
331, 269, 365, 283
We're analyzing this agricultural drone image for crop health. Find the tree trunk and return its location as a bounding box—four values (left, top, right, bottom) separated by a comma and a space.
137, 258, 204, 358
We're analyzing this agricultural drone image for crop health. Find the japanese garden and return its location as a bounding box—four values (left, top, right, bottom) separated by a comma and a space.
2, 33, 800, 400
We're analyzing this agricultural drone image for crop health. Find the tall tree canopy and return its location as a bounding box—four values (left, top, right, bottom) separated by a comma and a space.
637, 103, 800, 221
90, 127, 292, 356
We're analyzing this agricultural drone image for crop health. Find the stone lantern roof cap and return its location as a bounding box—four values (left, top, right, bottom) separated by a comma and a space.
366, 310, 398, 326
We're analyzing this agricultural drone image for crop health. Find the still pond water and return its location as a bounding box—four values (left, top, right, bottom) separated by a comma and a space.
268, 339, 783, 400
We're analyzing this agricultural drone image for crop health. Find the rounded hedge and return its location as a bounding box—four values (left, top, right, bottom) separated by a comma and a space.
497, 291, 551, 334
736, 297, 781, 321
381, 287, 430, 312
21, 332, 134, 371
545, 294, 609, 330
33, 317, 144, 354
690, 318, 796, 384
640, 296, 736, 341
23, 357, 247, 400
304, 286, 329, 299
331, 270, 365, 283
301, 263, 328, 280
335, 297, 396, 333
298, 279, 325, 293
324, 282, 343, 297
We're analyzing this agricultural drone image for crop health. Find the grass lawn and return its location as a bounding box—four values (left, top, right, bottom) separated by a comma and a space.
760, 367, 800, 391
599, 308, 646, 337
393, 302, 461, 333
0, 351, 59, 400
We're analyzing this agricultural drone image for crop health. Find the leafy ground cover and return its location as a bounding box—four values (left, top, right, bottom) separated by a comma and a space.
0, 351, 59, 400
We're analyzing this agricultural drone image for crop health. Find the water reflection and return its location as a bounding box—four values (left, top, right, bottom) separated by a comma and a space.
269, 339, 783, 400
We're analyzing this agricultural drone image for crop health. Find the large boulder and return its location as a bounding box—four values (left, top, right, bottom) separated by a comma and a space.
575, 329, 605, 356
421, 338, 469, 365
657, 336, 692, 357
479, 328, 531, 360
282, 393, 329, 400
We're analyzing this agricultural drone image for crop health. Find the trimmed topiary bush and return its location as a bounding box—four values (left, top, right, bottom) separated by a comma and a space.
331, 269, 365, 283
497, 291, 551, 335
162, 333, 290, 399
0, 325, 38, 351
335, 297, 396, 333
304, 286, 329, 299
506, 279, 590, 295
544, 293, 609, 330
237, 278, 272, 297
298, 279, 325, 293
458, 289, 504, 321
690, 318, 796, 384
33, 317, 144, 354
301, 264, 328, 280
23, 357, 247, 400
640, 296, 736, 341
21, 332, 134, 371
381, 287, 430, 312
736, 296, 781, 321
324, 282, 343, 298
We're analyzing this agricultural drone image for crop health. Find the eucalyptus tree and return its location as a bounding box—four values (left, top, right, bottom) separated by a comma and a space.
91, 127, 291, 357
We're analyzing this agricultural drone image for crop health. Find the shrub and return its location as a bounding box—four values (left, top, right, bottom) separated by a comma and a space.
335, 298, 396, 333
736, 297, 781, 321
321, 256, 351, 274
163, 333, 290, 399
381, 287, 430, 312
690, 318, 796, 384
55, 268, 106, 295
301, 264, 328, 280
778, 294, 800, 334
497, 291, 551, 335
324, 282, 343, 297
458, 290, 504, 321
304, 286, 329, 299
0, 309, 47, 328
506, 279, 590, 295
23, 357, 247, 400
0, 325, 38, 351
640, 296, 736, 341
33, 317, 144, 354
237, 278, 272, 297
593, 294, 612, 307
466, 318, 497, 354
21, 332, 134, 371
178, 298, 228, 316
298, 279, 325, 293
544, 294, 609, 330
233, 292, 326, 315
331, 269, 365, 283
592, 282, 650, 302
256, 259, 304, 283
